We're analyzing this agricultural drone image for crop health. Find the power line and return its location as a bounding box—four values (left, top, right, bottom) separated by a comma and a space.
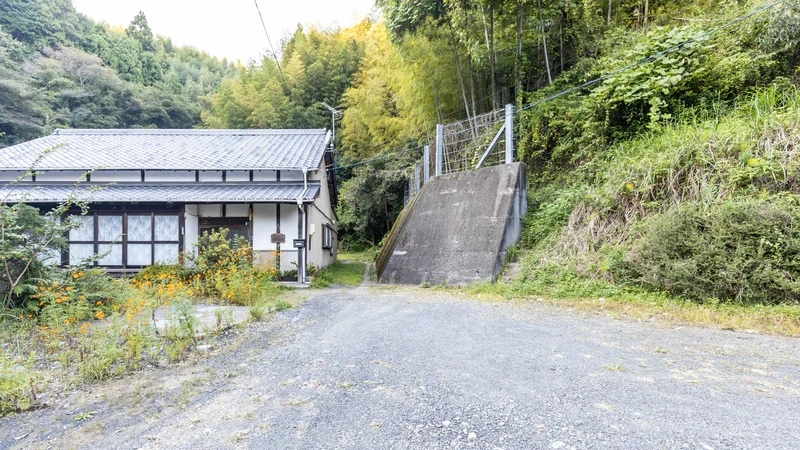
253, 0, 286, 85
326, 144, 425, 173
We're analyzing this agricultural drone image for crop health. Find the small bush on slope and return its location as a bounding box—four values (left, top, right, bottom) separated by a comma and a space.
517, 82, 800, 305
612, 199, 800, 304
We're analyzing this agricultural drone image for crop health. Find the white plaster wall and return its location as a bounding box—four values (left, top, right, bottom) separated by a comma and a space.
253, 203, 278, 269
226, 204, 250, 217
280, 205, 300, 244
199, 171, 222, 182
226, 171, 249, 182
280, 249, 300, 272
281, 170, 304, 181
145, 171, 195, 182
91, 171, 141, 182
184, 205, 199, 256
306, 160, 337, 268
0, 171, 30, 182
280, 204, 301, 272
198, 204, 222, 217
36, 171, 87, 182
253, 170, 278, 181
252, 204, 277, 251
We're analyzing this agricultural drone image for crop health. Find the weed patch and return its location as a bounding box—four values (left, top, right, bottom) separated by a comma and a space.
459, 275, 800, 337
311, 262, 366, 288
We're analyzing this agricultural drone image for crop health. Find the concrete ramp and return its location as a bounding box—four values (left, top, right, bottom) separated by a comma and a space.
377, 162, 527, 285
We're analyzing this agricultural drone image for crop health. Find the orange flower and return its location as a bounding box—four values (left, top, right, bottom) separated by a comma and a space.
65, 286, 72, 291
95, 311, 105, 320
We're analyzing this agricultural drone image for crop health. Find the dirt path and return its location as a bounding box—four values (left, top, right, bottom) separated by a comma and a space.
3, 286, 800, 449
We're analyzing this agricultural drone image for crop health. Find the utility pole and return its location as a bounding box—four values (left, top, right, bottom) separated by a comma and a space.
321, 102, 341, 152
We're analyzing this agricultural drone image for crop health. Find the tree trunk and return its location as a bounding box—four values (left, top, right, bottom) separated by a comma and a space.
559, 18, 564, 74
538, 0, 553, 85
608, 0, 612, 25
515, 0, 524, 102
445, 20, 475, 132
644, 0, 649, 24
467, 58, 478, 118
490, 2, 497, 110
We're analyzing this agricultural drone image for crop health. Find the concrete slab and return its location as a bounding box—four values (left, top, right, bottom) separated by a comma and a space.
152, 304, 250, 334
378, 163, 527, 285
281, 281, 311, 289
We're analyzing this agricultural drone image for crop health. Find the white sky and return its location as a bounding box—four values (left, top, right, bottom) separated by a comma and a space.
72, 0, 376, 64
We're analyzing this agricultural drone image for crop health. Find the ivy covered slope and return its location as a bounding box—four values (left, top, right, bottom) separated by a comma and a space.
513, 0, 800, 305
0, 0, 239, 147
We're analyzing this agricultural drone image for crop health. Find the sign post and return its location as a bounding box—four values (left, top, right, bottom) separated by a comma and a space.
293, 239, 306, 284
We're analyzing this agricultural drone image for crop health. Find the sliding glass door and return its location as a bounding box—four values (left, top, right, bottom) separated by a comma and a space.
67, 212, 181, 268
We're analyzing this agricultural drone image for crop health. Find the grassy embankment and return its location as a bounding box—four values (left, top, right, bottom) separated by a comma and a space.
483, 84, 800, 336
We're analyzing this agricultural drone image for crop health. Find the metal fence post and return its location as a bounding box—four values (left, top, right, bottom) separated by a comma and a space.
505, 104, 514, 165
435, 124, 443, 176
423, 145, 430, 183
414, 161, 421, 194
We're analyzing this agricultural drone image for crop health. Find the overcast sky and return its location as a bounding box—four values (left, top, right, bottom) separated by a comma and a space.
72, 0, 376, 64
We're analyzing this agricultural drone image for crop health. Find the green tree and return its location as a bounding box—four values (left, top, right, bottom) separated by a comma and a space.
125, 11, 155, 52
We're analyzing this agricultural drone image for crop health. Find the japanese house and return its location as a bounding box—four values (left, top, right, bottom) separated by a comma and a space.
0, 129, 338, 278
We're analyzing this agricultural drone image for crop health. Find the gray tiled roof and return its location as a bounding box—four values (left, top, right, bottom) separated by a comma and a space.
0, 183, 320, 203
0, 129, 330, 171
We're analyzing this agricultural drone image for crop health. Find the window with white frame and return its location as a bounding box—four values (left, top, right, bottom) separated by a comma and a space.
67, 213, 180, 267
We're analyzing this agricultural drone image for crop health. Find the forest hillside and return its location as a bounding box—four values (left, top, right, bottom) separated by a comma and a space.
0, 0, 239, 147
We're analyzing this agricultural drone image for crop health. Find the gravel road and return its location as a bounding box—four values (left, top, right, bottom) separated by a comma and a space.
3, 285, 800, 449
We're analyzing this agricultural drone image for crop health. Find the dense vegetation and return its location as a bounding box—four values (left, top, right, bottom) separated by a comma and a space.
508, 0, 800, 306
198, 0, 800, 305
0, 0, 239, 147
4, 0, 800, 304
1, 227, 284, 415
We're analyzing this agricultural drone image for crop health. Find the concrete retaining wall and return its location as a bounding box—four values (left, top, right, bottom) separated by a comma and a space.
378, 162, 527, 285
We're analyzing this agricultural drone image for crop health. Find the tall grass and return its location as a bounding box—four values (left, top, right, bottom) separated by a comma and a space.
517, 82, 800, 306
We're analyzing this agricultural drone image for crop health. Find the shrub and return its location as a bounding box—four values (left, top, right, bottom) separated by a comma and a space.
248, 299, 267, 321
191, 228, 253, 271
273, 299, 292, 311
185, 229, 277, 305
0, 352, 40, 415
35, 269, 123, 324
0, 204, 69, 310
612, 198, 800, 304
134, 263, 191, 282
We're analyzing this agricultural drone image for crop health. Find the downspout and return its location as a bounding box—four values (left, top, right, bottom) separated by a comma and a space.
297, 167, 309, 284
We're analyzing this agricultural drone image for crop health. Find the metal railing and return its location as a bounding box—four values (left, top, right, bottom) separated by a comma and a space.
405, 104, 514, 204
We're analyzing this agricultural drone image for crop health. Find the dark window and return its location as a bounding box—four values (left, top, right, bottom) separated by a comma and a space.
321, 224, 334, 250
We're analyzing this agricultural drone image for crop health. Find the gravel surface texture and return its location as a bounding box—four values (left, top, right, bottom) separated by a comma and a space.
2, 285, 800, 449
